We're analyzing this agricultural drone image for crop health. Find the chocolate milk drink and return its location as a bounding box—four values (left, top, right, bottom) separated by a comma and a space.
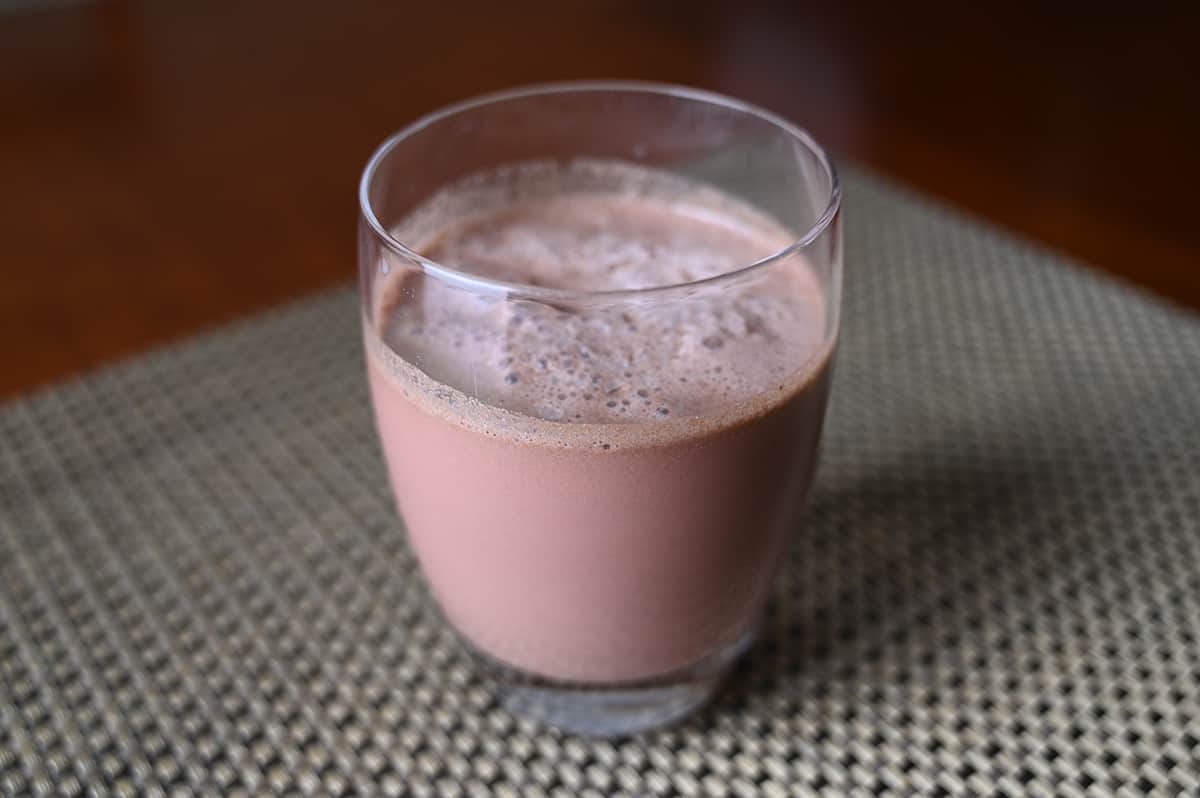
365, 160, 834, 683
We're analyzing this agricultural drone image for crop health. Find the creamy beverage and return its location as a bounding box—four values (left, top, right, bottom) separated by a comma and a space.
365, 160, 834, 684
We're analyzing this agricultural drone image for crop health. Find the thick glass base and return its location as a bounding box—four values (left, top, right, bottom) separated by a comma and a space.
475, 627, 757, 737
501, 670, 721, 737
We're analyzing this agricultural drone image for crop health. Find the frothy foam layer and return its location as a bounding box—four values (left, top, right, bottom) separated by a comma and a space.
375, 160, 827, 424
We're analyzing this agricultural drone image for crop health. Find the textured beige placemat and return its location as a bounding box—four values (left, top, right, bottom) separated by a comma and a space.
2, 170, 1198, 796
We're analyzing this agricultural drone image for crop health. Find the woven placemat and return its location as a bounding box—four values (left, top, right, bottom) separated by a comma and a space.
2, 171, 1198, 797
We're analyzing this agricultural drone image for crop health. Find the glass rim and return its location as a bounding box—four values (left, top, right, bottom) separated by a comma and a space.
358, 80, 841, 303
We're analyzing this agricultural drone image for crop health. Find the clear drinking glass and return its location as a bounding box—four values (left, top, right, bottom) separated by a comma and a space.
359, 82, 841, 736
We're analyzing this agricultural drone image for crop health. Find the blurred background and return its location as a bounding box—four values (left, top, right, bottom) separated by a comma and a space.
2, 0, 1197, 400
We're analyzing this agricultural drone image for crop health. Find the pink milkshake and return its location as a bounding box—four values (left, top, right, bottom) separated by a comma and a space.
364, 159, 835, 685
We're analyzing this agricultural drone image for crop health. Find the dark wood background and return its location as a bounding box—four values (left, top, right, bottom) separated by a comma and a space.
3, 0, 1197, 400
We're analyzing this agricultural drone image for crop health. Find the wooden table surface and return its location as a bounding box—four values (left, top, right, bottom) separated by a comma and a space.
3, 1, 1197, 400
